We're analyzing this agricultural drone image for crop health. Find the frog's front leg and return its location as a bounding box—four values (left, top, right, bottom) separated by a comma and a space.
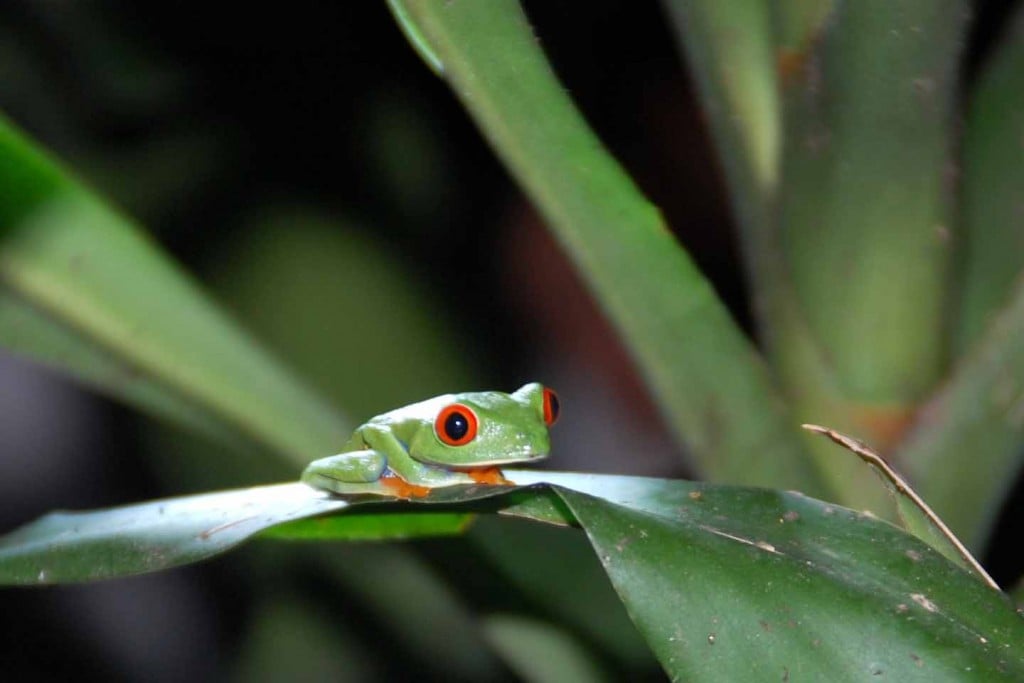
361, 424, 474, 488
301, 449, 387, 494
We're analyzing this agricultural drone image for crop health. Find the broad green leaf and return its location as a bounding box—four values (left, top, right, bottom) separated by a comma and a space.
386, 0, 824, 495
954, 7, 1024, 354
2, 472, 1021, 680
0, 113, 348, 464
0, 479, 545, 585
557, 487, 1022, 680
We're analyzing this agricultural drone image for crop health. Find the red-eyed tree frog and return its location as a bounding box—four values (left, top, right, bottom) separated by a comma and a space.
301, 383, 559, 498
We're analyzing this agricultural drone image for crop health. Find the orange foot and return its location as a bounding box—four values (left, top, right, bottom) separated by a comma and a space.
380, 474, 433, 499
467, 467, 511, 486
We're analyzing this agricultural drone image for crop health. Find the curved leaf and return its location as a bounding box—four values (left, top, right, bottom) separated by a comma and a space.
558, 487, 1022, 680
386, 0, 824, 495
1, 472, 1020, 680
0, 113, 348, 464
0, 483, 349, 584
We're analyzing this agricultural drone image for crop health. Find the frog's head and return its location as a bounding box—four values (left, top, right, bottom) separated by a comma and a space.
407, 382, 558, 468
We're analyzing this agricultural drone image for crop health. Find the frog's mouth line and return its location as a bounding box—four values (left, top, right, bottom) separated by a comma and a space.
422, 454, 549, 470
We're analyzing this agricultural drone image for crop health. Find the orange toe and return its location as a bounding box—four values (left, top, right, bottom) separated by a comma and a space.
380, 475, 433, 499
467, 467, 511, 486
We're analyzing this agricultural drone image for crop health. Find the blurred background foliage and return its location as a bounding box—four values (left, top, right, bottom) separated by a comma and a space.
0, 2, 690, 680
1, 1, 1023, 681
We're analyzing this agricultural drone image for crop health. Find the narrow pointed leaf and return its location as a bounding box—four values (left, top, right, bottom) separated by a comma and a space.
954, 7, 1024, 353
386, 0, 822, 494
0, 113, 349, 463
661, 0, 779, 267
0, 289, 231, 443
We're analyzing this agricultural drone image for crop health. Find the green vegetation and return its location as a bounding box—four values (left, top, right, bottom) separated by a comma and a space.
1, 2, 1023, 679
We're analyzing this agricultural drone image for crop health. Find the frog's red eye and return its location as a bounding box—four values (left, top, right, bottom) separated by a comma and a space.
542, 387, 560, 426
435, 404, 478, 446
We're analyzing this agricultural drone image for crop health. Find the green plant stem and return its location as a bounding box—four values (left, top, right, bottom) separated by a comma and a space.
764, 2, 967, 506
776, 1, 966, 407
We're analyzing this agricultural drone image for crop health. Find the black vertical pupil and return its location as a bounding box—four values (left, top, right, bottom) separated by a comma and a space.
548, 392, 560, 422
444, 411, 469, 441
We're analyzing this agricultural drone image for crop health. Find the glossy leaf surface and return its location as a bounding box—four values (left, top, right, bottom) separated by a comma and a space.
1, 472, 1019, 680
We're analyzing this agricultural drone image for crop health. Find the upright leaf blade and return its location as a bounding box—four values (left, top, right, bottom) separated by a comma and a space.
898, 276, 1024, 547
0, 289, 231, 444
0, 113, 349, 463
777, 1, 966, 410
661, 0, 779, 252
954, 7, 1024, 353
896, 4, 1024, 548
387, 0, 824, 494
765, 2, 968, 510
